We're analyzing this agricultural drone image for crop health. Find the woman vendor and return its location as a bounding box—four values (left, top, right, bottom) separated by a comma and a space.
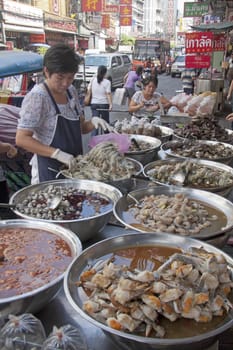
128, 76, 172, 118
16, 44, 112, 184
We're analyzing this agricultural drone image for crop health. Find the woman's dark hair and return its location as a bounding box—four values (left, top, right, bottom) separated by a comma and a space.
97, 65, 107, 84
43, 43, 79, 74
136, 65, 143, 75
142, 75, 158, 87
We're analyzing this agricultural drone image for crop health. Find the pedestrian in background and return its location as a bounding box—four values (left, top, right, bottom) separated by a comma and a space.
225, 79, 233, 129
0, 141, 17, 203
123, 65, 143, 104
89, 65, 112, 135
227, 52, 233, 85
181, 68, 197, 95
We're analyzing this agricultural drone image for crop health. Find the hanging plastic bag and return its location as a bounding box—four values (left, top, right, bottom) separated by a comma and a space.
88, 132, 131, 153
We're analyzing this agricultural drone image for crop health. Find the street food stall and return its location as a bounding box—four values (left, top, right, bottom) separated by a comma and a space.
189, 22, 233, 112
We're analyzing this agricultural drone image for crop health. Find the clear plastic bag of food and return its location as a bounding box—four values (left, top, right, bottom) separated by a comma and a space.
0, 313, 46, 350
42, 324, 87, 350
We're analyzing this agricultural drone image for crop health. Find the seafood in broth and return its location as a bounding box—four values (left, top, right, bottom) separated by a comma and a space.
146, 160, 233, 189
76, 246, 233, 338
127, 193, 221, 235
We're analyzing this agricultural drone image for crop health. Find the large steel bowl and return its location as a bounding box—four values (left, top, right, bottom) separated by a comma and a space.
124, 134, 161, 165
143, 158, 233, 197
9, 179, 122, 242
64, 232, 233, 350
60, 157, 143, 182
0, 219, 82, 322
155, 125, 173, 143
113, 186, 233, 247
161, 139, 233, 165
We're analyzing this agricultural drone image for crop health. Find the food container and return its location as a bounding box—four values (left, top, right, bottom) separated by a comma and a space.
155, 125, 173, 143
60, 157, 143, 183
161, 139, 233, 165
143, 158, 233, 197
64, 232, 233, 350
9, 179, 122, 242
0, 219, 82, 322
124, 135, 161, 165
113, 186, 233, 247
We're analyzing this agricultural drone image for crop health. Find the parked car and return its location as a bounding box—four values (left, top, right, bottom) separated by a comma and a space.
74, 52, 132, 89
171, 55, 185, 77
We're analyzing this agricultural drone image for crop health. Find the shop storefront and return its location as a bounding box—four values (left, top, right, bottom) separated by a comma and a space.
0, 0, 44, 49
44, 12, 77, 49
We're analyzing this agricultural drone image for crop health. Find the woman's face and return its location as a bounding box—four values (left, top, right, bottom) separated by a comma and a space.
44, 68, 75, 93
143, 82, 156, 96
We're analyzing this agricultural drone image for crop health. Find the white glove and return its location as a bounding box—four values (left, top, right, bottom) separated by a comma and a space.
91, 117, 113, 132
51, 149, 75, 168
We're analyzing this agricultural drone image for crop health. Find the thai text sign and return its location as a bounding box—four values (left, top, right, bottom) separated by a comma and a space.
186, 54, 211, 69
185, 32, 213, 54
213, 34, 225, 51
184, 2, 209, 17
81, 0, 102, 12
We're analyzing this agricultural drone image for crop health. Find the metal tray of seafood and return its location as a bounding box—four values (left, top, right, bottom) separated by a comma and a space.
113, 185, 233, 240
156, 125, 174, 143
124, 135, 161, 166
59, 157, 143, 182
161, 139, 233, 165
143, 158, 233, 195
64, 232, 233, 350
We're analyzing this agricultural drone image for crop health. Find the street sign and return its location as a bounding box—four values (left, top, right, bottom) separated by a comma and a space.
185, 32, 213, 54
184, 2, 209, 17
186, 54, 211, 69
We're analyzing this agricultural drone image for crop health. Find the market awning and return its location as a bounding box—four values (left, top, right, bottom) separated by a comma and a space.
190, 21, 233, 32
4, 24, 44, 34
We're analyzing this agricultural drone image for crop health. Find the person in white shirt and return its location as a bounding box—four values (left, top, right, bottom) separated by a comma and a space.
89, 65, 112, 135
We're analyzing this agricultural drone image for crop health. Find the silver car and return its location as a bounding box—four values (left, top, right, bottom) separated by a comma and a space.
74, 52, 132, 89
171, 55, 185, 77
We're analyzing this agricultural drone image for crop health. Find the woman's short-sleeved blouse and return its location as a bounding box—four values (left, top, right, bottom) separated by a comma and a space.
18, 84, 82, 145
131, 90, 161, 117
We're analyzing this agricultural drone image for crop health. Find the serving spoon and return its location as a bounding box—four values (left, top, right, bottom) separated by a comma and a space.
0, 194, 63, 211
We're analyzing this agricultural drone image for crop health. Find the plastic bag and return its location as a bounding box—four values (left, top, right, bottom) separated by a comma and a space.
89, 132, 131, 153
0, 313, 46, 350
42, 324, 87, 350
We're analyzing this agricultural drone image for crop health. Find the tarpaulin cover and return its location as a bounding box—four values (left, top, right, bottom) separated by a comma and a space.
190, 21, 233, 32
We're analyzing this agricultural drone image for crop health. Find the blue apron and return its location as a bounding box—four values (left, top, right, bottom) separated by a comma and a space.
37, 83, 83, 182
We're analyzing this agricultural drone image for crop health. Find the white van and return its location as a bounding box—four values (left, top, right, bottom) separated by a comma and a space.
74, 52, 132, 89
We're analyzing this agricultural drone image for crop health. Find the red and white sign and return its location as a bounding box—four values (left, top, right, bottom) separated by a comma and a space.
120, 5, 132, 16
185, 32, 213, 54
120, 16, 132, 26
104, 4, 119, 12
101, 14, 110, 28
213, 34, 225, 51
186, 54, 211, 69
120, 0, 132, 4
81, 0, 103, 12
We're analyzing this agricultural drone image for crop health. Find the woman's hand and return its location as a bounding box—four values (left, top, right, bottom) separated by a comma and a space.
91, 117, 113, 132
6, 144, 18, 158
51, 149, 76, 169
226, 113, 233, 121
227, 94, 232, 101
